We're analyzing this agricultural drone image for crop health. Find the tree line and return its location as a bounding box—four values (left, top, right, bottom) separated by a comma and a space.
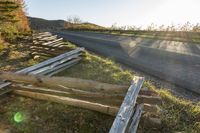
110, 22, 200, 32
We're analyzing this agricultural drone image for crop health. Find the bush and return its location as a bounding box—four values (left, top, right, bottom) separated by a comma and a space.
0, 34, 4, 49
0, 23, 18, 41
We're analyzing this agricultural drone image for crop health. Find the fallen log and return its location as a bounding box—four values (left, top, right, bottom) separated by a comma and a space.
12, 84, 162, 110
0, 72, 128, 93
13, 89, 119, 116
13, 90, 160, 116
0, 72, 156, 97
13, 84, 124, 100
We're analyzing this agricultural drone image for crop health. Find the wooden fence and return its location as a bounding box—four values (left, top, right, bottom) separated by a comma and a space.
31, 32, 69, 58
0, 32, 161, 132
0, 32, 85, 95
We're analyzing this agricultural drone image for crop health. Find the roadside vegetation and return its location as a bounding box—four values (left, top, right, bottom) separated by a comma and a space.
0, 0, 30, 42
63, 28, 200, 44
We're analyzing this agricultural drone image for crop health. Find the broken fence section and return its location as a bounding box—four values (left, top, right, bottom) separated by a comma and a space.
31, 32, 69, 58
0, 47, 85, 95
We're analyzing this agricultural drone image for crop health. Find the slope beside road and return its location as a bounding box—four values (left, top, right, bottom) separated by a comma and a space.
56, 31, 200, 95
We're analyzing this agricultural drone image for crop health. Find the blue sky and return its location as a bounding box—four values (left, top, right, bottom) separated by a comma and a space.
25, 0, 200, 27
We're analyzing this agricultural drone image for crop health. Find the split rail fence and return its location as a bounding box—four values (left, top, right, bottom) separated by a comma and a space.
0, 32, 162, 133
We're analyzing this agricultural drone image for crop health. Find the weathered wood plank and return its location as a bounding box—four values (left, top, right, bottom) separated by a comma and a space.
0, 82, 11, 89
33, 32, 51, 36
30, 44, 67, 50
31, 51, 61, 57
36, 35, 57, 41
17, 48, 84, 74
0, 88, 12, 95
128, 104, 144, 133
42, 38, 63, 46
0, 72, 128, 94
13, 90, 119, 116
37, 58, 82, 76
29, 54, 81, 75
109, 76, 144, 133
0, 48, 84, 95
46, 62, 79, 76
13, 84, 124, 100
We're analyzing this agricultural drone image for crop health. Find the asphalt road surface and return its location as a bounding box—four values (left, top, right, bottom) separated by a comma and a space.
56, 31, 200, 94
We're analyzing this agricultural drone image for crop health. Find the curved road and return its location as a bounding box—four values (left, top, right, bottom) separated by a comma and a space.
56, 31, 200, 94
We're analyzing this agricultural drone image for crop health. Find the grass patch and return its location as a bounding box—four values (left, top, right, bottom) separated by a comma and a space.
144, 82, 200, 133
57, 51, 133, 85
58, 45, 200, 132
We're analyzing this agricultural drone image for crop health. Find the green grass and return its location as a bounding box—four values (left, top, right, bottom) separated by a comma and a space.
144, 82, 200, 133
57, 49, 200, 133
1, 42, 199, 133
57, 52, 133, 85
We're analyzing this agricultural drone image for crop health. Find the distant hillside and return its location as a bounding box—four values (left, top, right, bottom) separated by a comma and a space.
28, 17, 67, 31
28, 17, 105, 31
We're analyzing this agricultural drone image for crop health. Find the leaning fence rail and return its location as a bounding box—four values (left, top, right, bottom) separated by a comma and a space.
109, 76, 144, 133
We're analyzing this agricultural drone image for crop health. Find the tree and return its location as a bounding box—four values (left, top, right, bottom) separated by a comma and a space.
192, 23, 200, 32
66, 16, 82, 24
67, 17, 73, 23
0, 0, 19, 23
110, 23, 118, 30
146, 23, 156, 31
15, 0, 30, 31
73, 16, 82, 24
0, 0, 30, 30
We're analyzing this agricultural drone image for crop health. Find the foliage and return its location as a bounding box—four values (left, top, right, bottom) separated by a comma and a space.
0, 0, 19, 23
15, 0, 30, 32
0, 0, 30, 42
110, 22, 200, 32
0, 23, 18, 41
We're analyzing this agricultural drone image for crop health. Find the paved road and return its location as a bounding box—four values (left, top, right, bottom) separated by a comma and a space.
57, 31, 200, 94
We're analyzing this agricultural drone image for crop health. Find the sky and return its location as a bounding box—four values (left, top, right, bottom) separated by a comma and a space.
25, 0, 200, 28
